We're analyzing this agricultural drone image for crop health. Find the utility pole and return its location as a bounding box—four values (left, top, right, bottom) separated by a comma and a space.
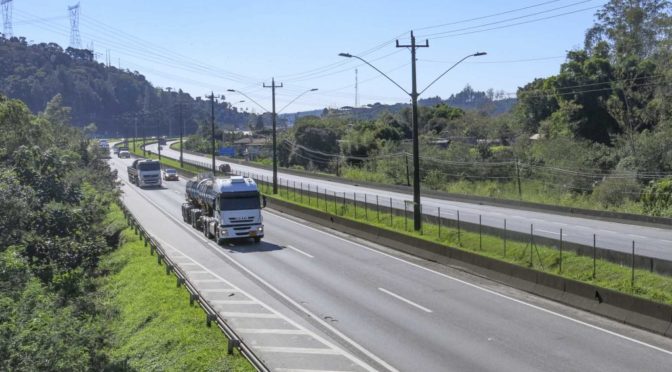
133, 116, 137, 153
156, 111, 161, 161
397, 31, 428, 231
166, 87, 172, 138
179, 100, 184, 168
263, 78, 283, 194
207, 92, 217, 174
142, 113, 146, 157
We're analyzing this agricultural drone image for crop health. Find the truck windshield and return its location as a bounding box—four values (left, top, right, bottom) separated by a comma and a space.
220, 195, 260, 211
138, 162, 160, 171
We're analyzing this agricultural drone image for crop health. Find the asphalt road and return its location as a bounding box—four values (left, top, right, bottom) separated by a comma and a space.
145, 142, 672, 262
111, 154, 672, 371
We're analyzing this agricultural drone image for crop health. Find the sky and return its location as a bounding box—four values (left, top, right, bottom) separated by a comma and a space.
5, 0, 608, 113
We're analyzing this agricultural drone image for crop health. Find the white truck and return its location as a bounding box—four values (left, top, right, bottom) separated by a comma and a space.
127, 159, 162, 188
182, 173, 264, 243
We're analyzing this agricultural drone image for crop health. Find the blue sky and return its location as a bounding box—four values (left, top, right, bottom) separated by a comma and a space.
7, 0, 607, 113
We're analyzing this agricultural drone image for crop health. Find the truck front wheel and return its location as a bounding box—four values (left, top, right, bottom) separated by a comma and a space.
253, 237, 261, 243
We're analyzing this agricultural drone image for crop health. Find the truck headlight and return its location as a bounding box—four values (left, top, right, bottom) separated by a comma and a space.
257, 226, 264, 232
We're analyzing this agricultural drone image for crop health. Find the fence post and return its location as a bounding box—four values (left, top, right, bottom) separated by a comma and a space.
479, 215, 482, 250
457, 210, 461, 244
529, 224, 534, 267
389, 198, 393, 226
353, 193, 357, 218
631, 240, 635, 289
593, 234, 596, 279
376, 195, 380, 222
308, 184, 311, 205
300, 182, 303, 203
316, 186, 319, 208
334, 191, 337, 214
438, 207, 441, 239
404, 202, 408, 231
364, 194, 368, 221
559, 228, 563, 273
293, 181, 296, 201
324, 189, 328, 212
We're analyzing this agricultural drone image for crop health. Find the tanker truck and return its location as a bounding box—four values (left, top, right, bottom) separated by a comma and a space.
181, 173, 265, 243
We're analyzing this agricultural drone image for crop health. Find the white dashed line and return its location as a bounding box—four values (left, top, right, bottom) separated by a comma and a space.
256, 347, 342, 355
287, 245, 315, 258
378, 288, 432, 313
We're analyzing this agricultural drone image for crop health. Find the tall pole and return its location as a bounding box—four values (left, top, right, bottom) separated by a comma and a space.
208, 92, 216, 174
133, 116, 137, 153
397, 31, 428, 231
179, 101, 184, 168
264, 78, 283, 194
156, 112, 161, 161
142, 113, 146, 157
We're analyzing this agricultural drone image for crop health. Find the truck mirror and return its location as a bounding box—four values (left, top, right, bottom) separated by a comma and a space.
262, 195, 267, 208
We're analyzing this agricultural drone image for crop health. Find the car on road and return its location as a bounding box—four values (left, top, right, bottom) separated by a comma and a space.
162, 168, 179, 181
118, 150, 131, 158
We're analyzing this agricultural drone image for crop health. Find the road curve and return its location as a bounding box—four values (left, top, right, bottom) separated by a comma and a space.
110, 154, 672, 371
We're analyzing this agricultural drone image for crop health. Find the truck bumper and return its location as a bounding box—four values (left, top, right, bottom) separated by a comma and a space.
218, 224, 264, 240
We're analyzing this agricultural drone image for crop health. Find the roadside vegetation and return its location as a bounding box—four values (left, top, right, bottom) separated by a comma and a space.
98, 212, 252, 371
181, 1, 672, 217
0, 95, 251, 370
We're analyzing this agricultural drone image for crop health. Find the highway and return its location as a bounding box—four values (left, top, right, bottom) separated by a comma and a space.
145, 142, 672, 262
110, 155, 672, 371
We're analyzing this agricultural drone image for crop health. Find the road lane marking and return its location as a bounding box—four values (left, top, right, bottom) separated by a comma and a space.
237, 329, 308, 335
192, 279, 222, 283
267, 211, 672, 357
187, 270, 209, 274
287, 245, 315, 258
148, 236, 381, 372
211, 300, 257, 305
275, 369, 352, 372
256, 347, 341, 355
220, 312, 280, 319
122, 183, 383, 371
200, 288, 240, 293
536, 229, 561, 235
378, 288, 432, 313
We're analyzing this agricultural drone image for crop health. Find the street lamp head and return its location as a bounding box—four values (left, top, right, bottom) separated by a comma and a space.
226, 89, 236, 92
338, 53, 353, 58
310, 88, 319, 92
474, 52, 487, 57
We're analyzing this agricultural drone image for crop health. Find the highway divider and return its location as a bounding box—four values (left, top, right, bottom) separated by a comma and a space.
115, 200, 270, 372
263, 194, 672, 339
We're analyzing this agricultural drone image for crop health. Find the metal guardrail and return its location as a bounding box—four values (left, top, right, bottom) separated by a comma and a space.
115, 200, 269, 372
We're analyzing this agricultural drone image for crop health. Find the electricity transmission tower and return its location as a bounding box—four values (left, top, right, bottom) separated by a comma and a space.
1, 0, 13, 38
68, 3, 81, 48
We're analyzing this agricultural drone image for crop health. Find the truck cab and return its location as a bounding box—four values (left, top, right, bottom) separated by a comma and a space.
127, 159, 162, 188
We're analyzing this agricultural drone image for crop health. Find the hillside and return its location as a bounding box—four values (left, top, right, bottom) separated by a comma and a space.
0, 36, 249, 136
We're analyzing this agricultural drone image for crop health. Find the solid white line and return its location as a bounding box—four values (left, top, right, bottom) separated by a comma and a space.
256, 347, 341, 355
192, 279, 222, 283
378, 288, 432, 313
266, 211, 672, 357
188, 270, 210, 274
125, 181, 381, 372
220, 312, 280, 319
275, 369, 352, 372
237, 329, 308, 335
537, 229, 561, 235
200, 288, 240, 293
287, 245, 315, 258
210, 300, 257, 305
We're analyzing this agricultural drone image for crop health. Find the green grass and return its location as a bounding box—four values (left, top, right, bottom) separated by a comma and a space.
263, 182, 672, 306
98, 205, 253, 371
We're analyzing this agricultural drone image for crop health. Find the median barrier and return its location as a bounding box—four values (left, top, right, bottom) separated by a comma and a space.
266, 196, 672, 337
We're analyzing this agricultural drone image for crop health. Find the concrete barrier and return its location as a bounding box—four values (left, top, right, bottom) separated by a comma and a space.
267, 196, 672, 337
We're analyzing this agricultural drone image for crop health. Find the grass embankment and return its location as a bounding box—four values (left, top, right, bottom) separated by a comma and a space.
127, 142, 672, 305
261, 182, 672, 306
126, 139, 205, 174
99, 205, 252, 371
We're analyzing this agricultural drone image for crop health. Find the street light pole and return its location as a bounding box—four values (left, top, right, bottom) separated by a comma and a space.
179, 99, 184, 168
397, 31, 428, 231
263, 78, 283, 194
228, 87, 317, 194
339, 32, 485, 231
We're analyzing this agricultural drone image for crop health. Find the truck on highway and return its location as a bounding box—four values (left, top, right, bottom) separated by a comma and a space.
127, 159, 162, 188
182, 173, 264, 243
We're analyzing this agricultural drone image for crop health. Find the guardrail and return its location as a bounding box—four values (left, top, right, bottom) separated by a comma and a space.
115, 200, 269, 372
